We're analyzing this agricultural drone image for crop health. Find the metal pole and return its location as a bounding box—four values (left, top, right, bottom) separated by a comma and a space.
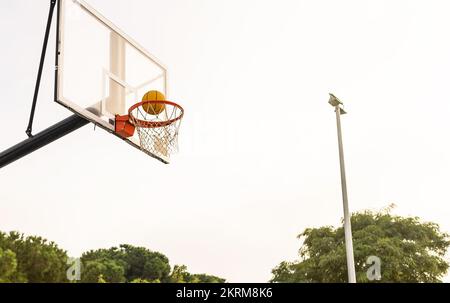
0, 114, 89, 169
334, 105, 357, 283
26, 0, 57, 137
54, 0, 61, 103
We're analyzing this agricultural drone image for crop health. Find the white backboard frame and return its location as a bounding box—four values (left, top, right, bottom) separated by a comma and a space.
55, 0, 169, 163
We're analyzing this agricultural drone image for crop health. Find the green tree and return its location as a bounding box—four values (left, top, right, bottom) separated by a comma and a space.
169, 264, 226, 283
0, 247, 18, 282
190, 273, 226, 283
130, 278, 152, 283
80, 259, 126, 283
0, 232, 225, 283
0, 231, 68, 282
271, 210, 450, 283
81, 244, 171, 282
81, 245, 226, 283
169, 265, 189, 283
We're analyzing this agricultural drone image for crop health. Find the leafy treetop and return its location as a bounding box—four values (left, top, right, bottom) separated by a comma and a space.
271, 210, 450, 283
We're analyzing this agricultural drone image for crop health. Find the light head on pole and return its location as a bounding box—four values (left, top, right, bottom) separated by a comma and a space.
328, 93, 347, 114
328, 93, 343, 106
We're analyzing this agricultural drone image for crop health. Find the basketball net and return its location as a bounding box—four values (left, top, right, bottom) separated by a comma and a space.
129, 101, 183, 160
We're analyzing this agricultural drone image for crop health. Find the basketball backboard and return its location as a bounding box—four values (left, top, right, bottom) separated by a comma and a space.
56, 0, 170, 163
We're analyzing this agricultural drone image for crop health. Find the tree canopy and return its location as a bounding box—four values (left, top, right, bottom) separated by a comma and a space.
170, 265, 225, 283
271, 210, 450, 283
0, 231, 68, 282
0, 231, 225, 283
80, 244, 225, 283
81, 244, 171, 283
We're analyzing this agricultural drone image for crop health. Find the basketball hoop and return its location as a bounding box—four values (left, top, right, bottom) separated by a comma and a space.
127, 100, 184, 159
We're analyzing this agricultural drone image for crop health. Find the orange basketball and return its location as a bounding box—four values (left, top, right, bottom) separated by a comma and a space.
141, 90, 166, 115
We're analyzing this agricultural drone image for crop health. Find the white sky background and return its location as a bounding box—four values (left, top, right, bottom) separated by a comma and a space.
1, 0, 450, 282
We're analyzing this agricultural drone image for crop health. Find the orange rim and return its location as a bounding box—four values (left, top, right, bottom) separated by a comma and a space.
128, 100, 184, 128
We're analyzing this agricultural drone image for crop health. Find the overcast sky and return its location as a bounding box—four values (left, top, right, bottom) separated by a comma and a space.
1, 0, 450, 282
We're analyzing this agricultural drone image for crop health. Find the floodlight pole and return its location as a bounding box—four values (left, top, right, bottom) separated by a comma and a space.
329, 94, 356, 283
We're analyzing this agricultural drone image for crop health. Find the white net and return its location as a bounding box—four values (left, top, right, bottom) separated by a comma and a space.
129, 101, 183, 159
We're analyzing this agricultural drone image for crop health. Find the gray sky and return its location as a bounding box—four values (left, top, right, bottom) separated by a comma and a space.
1, 0, 450, 282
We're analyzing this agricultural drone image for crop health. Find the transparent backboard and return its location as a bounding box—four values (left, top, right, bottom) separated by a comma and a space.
56, 0, 168, 163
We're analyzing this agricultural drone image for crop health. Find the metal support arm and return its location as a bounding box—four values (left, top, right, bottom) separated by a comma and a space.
0, 114, 89, 169
26, 0, 57, 137
0, 1, 90, 170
